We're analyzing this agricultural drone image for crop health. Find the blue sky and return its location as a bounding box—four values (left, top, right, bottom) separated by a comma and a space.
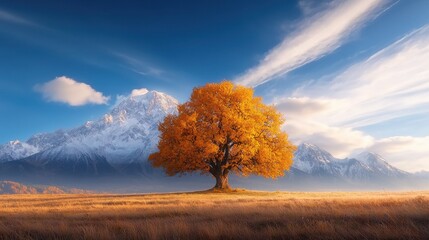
1, 0, 429, 171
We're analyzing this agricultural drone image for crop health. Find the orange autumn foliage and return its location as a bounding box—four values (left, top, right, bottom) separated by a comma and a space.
149, 81, 295, 189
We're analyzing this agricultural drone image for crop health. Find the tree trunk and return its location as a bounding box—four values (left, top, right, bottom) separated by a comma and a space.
213, 173, 230, 190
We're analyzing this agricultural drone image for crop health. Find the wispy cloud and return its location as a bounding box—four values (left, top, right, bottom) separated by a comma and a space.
235, 0, 389, 87
275, 25, 429, 171
112, 52, 165, 78
297, 0, 325, 16
295, 25, 429, 128
0, 8, 41, 27
35, 76, 109, 106
369, 136, 429, 172
278, 97, 375, 157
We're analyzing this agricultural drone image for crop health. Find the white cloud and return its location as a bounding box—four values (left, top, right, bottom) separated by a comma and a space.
235, 0, 389, 87
274, 25, 429, 170
35, 76, 109, 106
273, 97, 374, 157
369, 136, 429, 172
131, 88, 149, 96
288, 123, 374, 158
295, 25, 429, 128
275, 97, 334, 117
114, 88, 151, 107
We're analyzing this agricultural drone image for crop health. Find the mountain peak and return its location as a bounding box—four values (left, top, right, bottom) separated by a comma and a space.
296, 143, 334, 159
104, 90, 178, 132
293, 142, 337, 174
298, 142, 321, 150
9, 140, 21, 145
113, 90, 178, 116
0, 140, 39, 162
0, 88, 179, 165
292, 143, 408, 179
351, 151, 407, 177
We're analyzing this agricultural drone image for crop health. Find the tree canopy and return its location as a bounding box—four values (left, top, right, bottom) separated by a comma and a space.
149, 81, 295, 189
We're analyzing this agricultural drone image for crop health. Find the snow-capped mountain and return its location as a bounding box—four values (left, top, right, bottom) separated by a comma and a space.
352, 151, 408, 177
63, 89, 177, 166
0, 141, 39, 162
0, 88, 417, 188
0, 89, 178, 176
292, 143, 408, 181
293, 143, 340, 177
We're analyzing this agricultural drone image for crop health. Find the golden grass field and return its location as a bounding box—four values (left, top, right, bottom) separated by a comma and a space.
0, 190, 428, 240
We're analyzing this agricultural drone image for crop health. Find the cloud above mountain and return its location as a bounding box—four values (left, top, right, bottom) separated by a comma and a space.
234, 0, 389, 87
294, 25, 429, 128
275, 25, 429, 171
35, 76, 109, 106
131, 88, 149, 96
369, 136, 429, 172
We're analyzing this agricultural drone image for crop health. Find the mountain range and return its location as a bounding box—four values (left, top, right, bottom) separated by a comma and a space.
0, 90, 177, 178
292, 143, 408, 180
0, 89, 426, 192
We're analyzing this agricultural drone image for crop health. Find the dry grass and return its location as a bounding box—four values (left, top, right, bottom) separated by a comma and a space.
0, 190, 428, 239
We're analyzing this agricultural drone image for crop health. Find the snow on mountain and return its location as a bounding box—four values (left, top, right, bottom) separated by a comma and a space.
352, 151, 408, 177
293, 143, 408, 180
0, 89, 178, 172
26, 130, 69, 152
64, 90, 178, 165
293, 143, 340, 177
0, 140, 39, 162
334, 158, 375, 180
21, 143, 117, 176
0, 88, 414, 182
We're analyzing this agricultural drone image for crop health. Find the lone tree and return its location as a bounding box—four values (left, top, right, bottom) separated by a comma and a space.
149, 81, 295, 190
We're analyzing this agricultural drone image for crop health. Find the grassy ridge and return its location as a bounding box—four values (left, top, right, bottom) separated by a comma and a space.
0, 191, 428, 239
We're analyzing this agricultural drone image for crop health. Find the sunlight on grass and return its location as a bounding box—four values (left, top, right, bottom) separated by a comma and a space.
0, 191, 428, 239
